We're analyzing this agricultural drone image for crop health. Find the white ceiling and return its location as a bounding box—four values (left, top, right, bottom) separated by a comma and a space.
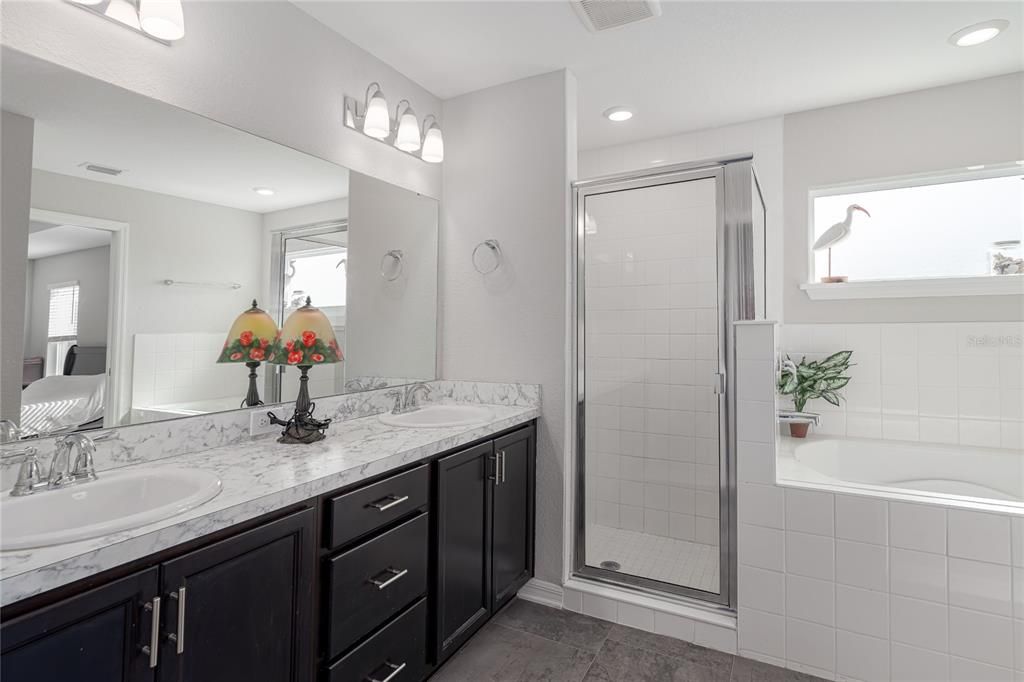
1, 49, 349, 213
295, 1, 1024, 150
27, 222, 112, 260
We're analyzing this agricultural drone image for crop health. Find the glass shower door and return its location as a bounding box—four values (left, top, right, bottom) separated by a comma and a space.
576, 165, 732, 603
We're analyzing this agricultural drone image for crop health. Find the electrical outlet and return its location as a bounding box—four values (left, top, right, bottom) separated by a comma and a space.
249, 410, 279, 438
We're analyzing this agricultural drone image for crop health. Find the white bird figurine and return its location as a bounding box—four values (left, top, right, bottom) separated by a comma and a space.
813, 204, 870, 283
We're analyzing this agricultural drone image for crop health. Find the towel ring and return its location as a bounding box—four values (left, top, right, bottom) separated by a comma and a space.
380, 249, 404, 281
472, 239, 502, 274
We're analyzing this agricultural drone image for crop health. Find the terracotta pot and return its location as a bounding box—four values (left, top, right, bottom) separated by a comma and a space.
789, 422, 810, 439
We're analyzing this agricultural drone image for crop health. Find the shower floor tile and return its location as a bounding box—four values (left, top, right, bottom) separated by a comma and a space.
585, 524, 720, 594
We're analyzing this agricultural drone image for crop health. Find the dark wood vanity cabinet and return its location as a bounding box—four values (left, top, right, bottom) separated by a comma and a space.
157, 507, 315, 682
0, 508, 315, 682
1, 567, 159, 682
434, 424, 536, 664
1, 420, 537, 682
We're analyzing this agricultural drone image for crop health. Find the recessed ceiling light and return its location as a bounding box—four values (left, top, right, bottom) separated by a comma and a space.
966, 165, 986, 170
949, 19, 1009, 47
603, 107, 633, 122
253, 187, 275, 196
651, 159, 665, 164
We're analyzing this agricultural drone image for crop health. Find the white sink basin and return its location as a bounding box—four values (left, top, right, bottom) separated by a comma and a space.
378, 405, 494, 429
1, 467, 222, 550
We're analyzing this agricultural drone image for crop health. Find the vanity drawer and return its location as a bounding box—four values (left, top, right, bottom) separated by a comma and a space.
326, 598, 426, 682
326, 464, 429, 549
326, 512, 429, 658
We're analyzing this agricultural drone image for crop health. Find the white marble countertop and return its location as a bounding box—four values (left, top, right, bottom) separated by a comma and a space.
0, 404, 538, 607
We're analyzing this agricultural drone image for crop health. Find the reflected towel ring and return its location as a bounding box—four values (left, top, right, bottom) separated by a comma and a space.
472, 239, 502, 274
380, 249, 404, 281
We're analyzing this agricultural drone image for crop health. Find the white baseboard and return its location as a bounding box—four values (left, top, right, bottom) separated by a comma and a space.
516, 578, 564, 609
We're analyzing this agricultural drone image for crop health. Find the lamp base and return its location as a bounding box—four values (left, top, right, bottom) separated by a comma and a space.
240, 361, 264, 409
267, 365, 332, 444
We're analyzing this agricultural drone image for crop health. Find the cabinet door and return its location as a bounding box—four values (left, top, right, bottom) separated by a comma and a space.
1, 567, 159, 682
434, 442, 493, 664
491, 425, 536, 611
156, 507, 315, 682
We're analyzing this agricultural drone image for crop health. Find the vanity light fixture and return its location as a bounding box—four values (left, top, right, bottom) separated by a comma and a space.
949, 19, 1009, 47
344, 86, 444, 163
603, 107, 633, 122
253, 186, 276, 196
64, 0, 184, 43
362, 83, 391, 139
394, 101, 422, 153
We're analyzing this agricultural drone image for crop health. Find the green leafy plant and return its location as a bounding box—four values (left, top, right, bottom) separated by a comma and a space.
777, 351, 853, 412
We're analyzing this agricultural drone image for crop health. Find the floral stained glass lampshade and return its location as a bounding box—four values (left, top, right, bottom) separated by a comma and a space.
218, 300, 278, 365
268, 297, 343, 367
217, 300, 279, 407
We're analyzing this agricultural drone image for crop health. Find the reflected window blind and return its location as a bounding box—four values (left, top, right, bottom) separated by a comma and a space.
47, 282, 80, 341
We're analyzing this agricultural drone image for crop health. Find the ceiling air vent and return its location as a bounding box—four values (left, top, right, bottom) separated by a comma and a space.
571, 0, 662, 32
80, 162, 124, 177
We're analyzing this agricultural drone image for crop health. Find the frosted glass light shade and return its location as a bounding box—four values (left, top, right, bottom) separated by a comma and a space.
363, 91, 391, 139
218, 301, 278, 364
421, 124, 444, 163
105, 0, 141, 29
269, 297, 342, 367
139, 0, 185, 40
395, 110, 421, 152
69, 0, 103, 6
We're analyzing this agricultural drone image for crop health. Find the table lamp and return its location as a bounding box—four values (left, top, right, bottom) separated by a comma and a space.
217, 300, 279, 407
267, 296, 342, 443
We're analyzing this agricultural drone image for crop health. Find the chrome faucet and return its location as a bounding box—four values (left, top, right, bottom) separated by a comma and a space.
777, 409, 820, 426
47, 433, 98, 489
10, 447, 44, 497
387, 383, 432, 415
0, 419, 22, 444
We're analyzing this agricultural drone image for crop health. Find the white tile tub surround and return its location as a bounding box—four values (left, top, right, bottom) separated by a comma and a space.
778, 322, 1024, 450
132, 332, 244, 409
583, 178, 721, 554
0, 380, 541, 489
734, 322, 1024, 681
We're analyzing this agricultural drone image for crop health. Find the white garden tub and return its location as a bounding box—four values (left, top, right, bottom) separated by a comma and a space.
777, 436, 1024, 514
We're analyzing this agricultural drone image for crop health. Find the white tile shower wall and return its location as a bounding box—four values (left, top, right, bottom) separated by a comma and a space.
735, 322, 1024, 681
131, 333, 246, 408
583, 178, 721, 549
779, 322, 1024, 450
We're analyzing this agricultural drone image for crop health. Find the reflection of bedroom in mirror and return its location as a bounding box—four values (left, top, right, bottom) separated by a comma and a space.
1, 50, 439, 439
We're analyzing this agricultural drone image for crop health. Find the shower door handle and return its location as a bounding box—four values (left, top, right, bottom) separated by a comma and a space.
712, 372, 726, 395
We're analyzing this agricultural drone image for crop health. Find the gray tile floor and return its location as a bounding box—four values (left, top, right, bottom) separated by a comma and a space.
432, 599, 824, 682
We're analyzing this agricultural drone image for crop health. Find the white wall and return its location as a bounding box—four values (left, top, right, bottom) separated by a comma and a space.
0, 0, 441, 199
441, 70, 577, 585
580, 117, 785, 322
346, 171, 438, 383
26, 245, 110, 358
784, 72, 1024, 324
0, 111, 33, 421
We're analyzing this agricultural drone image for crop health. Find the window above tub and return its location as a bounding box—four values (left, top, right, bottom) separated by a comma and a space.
802, 163, 1024, 300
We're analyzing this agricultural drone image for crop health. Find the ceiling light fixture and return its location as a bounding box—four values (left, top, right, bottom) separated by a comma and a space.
604, 107, 633, 122
64, 0, 184, 43
948, 19, 1009, 47
966, 165, 986, 170
253, 187, 275, 197
343, 86, 444, 163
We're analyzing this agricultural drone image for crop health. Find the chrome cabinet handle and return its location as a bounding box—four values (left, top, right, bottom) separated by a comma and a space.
368, 494, 409, 512
167, 587, 186, 654
368, 567, 408, 590
367, 661, 407, 682
141, 596, 161, 668
500, 450, 507, 483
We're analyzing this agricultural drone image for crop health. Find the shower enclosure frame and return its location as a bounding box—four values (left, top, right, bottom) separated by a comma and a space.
571, 155, 762, 610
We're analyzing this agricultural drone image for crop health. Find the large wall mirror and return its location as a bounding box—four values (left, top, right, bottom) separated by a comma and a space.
1, 50, 438, 438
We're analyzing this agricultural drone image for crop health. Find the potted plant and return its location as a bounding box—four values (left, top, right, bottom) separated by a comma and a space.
777, 350, 853, 438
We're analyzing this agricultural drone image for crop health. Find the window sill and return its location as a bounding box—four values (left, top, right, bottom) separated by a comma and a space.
801, 274, 1024, 300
